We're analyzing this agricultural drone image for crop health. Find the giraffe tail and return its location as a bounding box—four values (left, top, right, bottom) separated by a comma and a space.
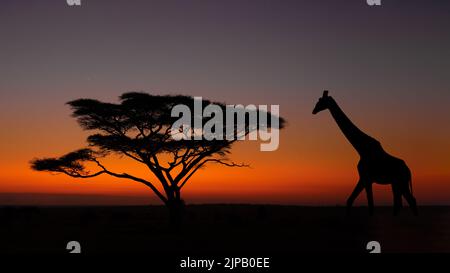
408, 170, 413, 195
409, 177, 413, 195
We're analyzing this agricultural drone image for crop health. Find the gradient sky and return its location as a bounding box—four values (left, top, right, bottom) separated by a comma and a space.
1, 0, 450, 205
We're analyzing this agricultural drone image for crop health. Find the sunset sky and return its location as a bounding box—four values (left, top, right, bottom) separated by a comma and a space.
1, 0, 450, 206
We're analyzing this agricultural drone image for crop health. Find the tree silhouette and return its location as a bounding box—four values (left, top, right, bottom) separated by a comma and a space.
30, 92, 285, 225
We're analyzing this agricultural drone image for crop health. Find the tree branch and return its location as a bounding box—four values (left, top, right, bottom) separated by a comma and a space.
91, 159, 168, 203
179, 159, 249, 189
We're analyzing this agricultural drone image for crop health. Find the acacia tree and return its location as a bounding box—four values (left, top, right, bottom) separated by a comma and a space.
31, 92, 284, 225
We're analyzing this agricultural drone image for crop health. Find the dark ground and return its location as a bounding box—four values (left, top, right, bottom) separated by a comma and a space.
0, 205, 449, 254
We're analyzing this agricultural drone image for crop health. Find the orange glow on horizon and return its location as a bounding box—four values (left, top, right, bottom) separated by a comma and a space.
1, 96, 450, 206
1, 126, 450, 206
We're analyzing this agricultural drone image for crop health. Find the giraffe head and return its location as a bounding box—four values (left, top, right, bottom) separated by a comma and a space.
312, 90, 331, 114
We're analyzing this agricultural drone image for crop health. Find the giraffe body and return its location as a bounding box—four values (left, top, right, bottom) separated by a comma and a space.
313, 91, 418, 215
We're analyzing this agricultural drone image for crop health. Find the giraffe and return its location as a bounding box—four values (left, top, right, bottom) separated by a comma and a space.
312, 90, 418, 215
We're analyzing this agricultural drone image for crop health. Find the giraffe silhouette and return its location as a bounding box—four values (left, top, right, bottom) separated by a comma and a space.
313, 90, 418, 216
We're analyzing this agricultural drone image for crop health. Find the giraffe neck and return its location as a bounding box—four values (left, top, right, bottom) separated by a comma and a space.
327, 98, 379, 156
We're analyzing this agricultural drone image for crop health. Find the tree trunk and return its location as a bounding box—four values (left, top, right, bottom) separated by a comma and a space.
167, 197, 185, 228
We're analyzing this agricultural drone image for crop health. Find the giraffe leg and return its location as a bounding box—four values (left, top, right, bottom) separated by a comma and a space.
392, 184, 402, 216
402, 186, 418, 216
346, 180, 365, 215
365, 183, 374, 216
